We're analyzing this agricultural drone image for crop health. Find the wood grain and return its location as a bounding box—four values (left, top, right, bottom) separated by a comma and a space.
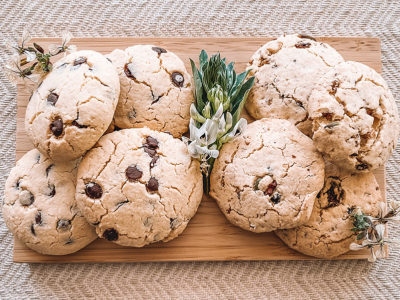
13, 37, 385, 263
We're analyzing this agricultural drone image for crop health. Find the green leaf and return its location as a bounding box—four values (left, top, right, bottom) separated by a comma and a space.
199, 50, 208, 69
33, 43, 44, 54
190, 59, 205, 112
231, 76, 255, 125
230, 69, 251, 99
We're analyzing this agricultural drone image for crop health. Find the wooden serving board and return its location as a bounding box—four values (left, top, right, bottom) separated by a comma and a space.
14, 37, 385, 263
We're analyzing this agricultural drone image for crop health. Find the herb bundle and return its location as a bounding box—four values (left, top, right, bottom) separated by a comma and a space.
350, 201, 400, 262
185, 50, 255, 194
4, 29, 76, 85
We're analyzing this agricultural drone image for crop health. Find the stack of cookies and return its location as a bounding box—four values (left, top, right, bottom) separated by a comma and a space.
3, 34, 398, 259
210, 34, 399, 258
3, 46, 202, 255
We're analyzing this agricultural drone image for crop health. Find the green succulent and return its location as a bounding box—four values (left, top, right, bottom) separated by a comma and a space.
185, 50, 254, 194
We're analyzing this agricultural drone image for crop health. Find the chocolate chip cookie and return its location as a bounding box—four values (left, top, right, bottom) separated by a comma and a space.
106, 45, 193, 137
25, 50, 120, 162
2, 149, 97, 255
210, 118, 325, 232
75, 128, 203, 247
275, 163, 382, 258
308, 61, 400, 173
246, 34, 344, 136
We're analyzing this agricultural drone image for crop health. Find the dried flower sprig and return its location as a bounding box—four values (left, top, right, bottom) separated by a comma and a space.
4, 29, 76, 85
184, 50, 255, 194
350, 201, 400, 262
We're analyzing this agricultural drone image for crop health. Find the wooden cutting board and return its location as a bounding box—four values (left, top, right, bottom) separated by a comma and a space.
13, 37, 385, 263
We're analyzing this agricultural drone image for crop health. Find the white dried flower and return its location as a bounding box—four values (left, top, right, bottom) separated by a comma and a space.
61, 31, 73, 45
24, 50, 36, 62
20, 28, 31, 47
4, 54, 22, 84
48, 31, 76, 56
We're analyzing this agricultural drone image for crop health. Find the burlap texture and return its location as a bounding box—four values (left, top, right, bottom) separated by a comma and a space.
0, 1, 399, 298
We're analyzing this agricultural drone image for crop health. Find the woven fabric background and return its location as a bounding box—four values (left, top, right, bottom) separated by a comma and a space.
1, 0, 400, 299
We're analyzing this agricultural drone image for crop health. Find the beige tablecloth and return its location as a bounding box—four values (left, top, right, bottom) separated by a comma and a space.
1, 1, 399, 299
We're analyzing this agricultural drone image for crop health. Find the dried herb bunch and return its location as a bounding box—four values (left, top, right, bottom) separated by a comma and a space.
4, 29, 76, 84
350, 201, 400, 262
185, 50, 255, 194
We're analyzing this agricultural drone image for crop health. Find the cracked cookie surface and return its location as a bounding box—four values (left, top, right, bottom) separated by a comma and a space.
246, 34, 344, 136
25, 50, 120, 162
106, 45, 193, 137
210, 119, 325, 232
2, 149, 97, 255
275, 163, 382, 258
75, 128, 203, 247
308, 61, 400, 173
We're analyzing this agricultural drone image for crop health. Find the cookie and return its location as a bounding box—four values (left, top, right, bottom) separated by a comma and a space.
75, 128, 203, 247
308, 61, 400, 173
106, 45, 193, 137
2, 149, 97, 255
25, 50, 120, 162
246, 34, 344, 136
210, 119, 325, 232
275, 163, 382, 258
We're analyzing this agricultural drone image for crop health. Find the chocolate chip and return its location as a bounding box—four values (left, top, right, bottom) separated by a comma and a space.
356, 163, 369, 171
146, 177, 159, 192
124, 63, 135, 79
36, 153, 41, 163
19, 190, 34, 206
65, 239, 73, 245
297, 34, 316, 41
152, 46, 167, 54
295, 41, 311, 48
143, 147, 157, 157
35, 211, 42, 225
330, 80, 340, 95
57, 219, 71, 231
350, 153, 358, 157
270, 193, 281, 204
85, 182, 103, 199
146, 136, 159, 149
103, 228, 118, 241
50, 118, 63, 137
47, 92, 58, 105
46, 164, 54, 176
347, 206, 355, 214
171, 72, 184, 87
265, 180, 277, 196
71, 120, 88, 128
30, 224, 36, 236
143, 136, 159, 157
150, 155, 159, 168
48, 184, 56, 197
14, 179, 21, 190
322, 112, 333, 121
73, 57, 87, 66
321, 178, 344, 208
125, 165, 143, 181
170, 218, 178, 229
